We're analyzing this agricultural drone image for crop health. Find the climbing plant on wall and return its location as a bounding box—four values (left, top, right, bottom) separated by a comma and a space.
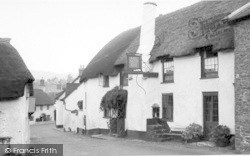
100, 86, 128, 136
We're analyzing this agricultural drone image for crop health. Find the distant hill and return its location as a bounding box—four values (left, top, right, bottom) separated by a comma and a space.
31, 70, 69, 80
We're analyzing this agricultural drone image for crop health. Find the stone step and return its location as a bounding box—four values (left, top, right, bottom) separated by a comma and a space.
154, 129, 170, 134
170, 130, 183, 134
147, 124, 164, 130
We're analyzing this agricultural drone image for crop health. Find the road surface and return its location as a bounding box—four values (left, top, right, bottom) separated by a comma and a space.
31, 123, 235, 156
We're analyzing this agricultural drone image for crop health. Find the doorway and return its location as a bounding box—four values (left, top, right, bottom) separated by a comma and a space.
203, 92, 218, 137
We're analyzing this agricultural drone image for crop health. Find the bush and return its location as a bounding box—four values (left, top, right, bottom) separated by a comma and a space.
209, 125, 231, 147
182, 123, 203, 143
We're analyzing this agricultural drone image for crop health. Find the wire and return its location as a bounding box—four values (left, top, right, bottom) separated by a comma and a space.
136, 74, 146, 95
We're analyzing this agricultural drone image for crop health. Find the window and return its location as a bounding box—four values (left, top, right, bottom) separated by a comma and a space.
201, 48, 218, 78
77, 100, 83, 110
162, 58, 174, 83
99, 74, 109, 87
104, 108, 110, 118
103, 76, 109, 87
120, 72, 128, 86
162, 94, 173, 121
40, 106, 43, 110
47, 105, 49, 110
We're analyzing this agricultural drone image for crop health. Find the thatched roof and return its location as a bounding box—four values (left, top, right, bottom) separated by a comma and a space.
34, 89, 54, 106
81, 0, 250, 80
0, 39, 34, 101
119, 0, 250, 64
80, 27, 140, 82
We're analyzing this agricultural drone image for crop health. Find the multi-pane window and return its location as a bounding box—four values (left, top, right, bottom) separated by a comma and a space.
47, 105, 49, 110
204, 93, 218, 122
40, 106, 43, 110
201, 49, 218, 78
162, 94, 174, 121
162, 59, 174, 83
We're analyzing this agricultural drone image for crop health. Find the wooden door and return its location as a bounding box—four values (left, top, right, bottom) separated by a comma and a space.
162, 94, 173, 122
203, 92, 218, 137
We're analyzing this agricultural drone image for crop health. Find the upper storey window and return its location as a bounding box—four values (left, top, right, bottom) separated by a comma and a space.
162, 58, 174, 83
201, 48, 218, 78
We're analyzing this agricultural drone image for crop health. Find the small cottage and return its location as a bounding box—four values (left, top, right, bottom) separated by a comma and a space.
30, 89, 55, 124
0, 38, 34, 144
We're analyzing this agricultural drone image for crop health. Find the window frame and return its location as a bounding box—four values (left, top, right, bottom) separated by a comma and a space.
162, 58, 174, 83
162, 93, 174, 122
103, 108, 111, 118
120, 72, 128, 87
103, 76, 109, 88
201, 48, 219, 79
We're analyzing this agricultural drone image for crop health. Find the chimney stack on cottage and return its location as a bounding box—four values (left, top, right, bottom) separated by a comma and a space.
79, 65, 85, 77
138, 1, 157, 71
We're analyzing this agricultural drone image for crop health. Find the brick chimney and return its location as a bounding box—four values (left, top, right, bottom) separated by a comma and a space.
137, 2, 157, 71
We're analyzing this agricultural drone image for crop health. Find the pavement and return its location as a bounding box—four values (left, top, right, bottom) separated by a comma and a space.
31, 123, 240, 156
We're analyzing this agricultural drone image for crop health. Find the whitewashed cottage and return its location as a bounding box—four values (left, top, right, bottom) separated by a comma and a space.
29, 89, 55, 124
0, 38, 34, 144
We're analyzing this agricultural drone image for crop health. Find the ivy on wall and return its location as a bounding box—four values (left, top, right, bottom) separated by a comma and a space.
100, 86, 127, 119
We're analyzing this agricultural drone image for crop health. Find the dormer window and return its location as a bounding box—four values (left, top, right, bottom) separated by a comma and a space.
120, 72, 128, 87
99, 74, 109, 88
201, 47, 218, 78
162, 58, 174, 83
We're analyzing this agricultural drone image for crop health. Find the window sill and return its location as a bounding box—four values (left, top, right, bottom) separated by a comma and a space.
103, 117, 111, 119
162, 118, 173, 122
161, 81, 174, 84
200, 76, 219, 80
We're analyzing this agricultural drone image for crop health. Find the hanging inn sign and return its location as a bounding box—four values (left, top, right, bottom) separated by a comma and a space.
126, 53, 142, 74
188, 13, 234, 51
126, 53, 158, 78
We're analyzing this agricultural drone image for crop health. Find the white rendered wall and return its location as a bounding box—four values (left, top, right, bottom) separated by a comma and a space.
78, 75, 120, 131
63, 85, 84, 132
0, 85, 30, 144
30, 105, 55, 125
126, 52, 235, 133
54, 93, 65, 126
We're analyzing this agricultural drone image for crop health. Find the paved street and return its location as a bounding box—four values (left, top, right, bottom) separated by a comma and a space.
31, 123, 236, 156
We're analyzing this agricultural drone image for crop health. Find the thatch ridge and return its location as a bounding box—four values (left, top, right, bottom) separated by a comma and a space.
0, 39, 34, 101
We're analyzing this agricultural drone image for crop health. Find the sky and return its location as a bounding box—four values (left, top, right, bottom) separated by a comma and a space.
0, 0, 200, 76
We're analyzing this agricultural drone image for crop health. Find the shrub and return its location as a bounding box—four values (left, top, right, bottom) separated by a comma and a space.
209, 125, 231, 147
182, 123, 203, 143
